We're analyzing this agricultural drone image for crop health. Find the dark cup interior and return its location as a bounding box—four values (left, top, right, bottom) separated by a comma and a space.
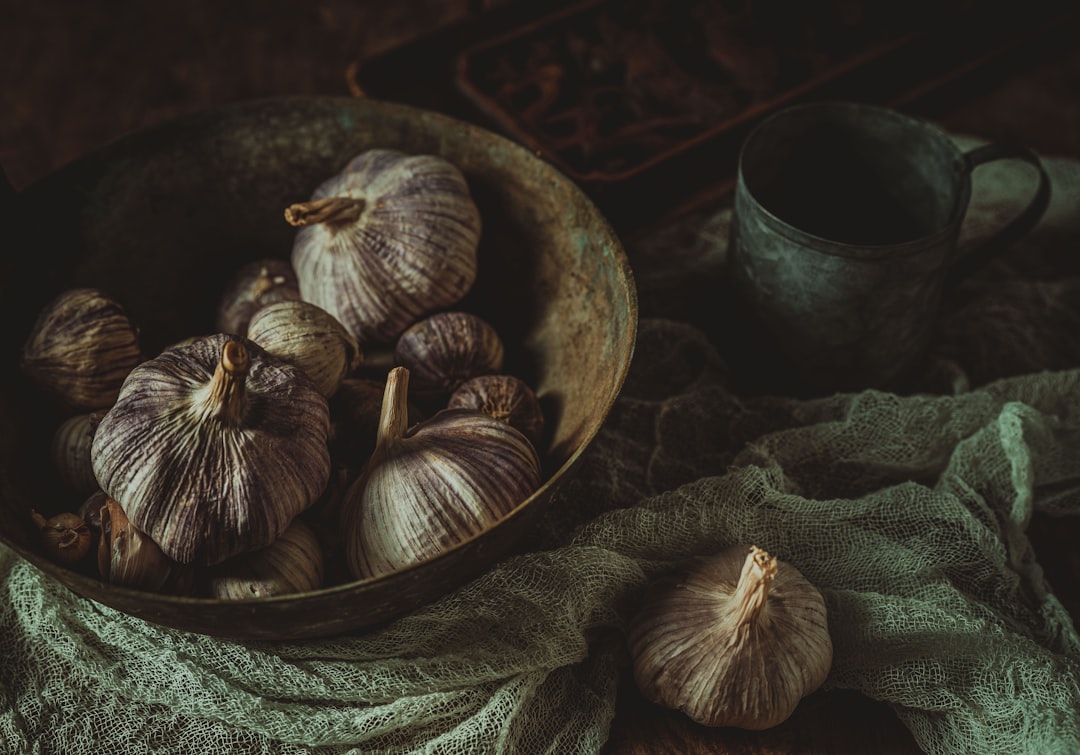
740, 103, 967, 246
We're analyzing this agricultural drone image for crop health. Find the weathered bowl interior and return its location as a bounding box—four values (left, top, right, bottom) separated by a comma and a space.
0, 96, 637, 639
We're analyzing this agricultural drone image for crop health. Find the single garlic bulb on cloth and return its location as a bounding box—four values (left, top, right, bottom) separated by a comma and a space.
628, 544, 833, 730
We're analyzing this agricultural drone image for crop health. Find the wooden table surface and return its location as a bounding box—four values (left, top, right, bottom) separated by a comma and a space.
3, 3, 1079, 753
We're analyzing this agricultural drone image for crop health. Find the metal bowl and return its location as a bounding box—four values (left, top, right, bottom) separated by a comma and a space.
0, 96, 637, 640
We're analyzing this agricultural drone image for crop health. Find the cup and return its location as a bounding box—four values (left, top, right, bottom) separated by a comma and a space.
726, 100, 1051, 395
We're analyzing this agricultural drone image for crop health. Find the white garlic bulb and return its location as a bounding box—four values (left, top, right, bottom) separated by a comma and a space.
207, 519, 324, 599
91, 335, 331, 566
286, 149, 482, 345
628, 545, 832, 730
247, 299, 361, 397
342, 366, 540, 580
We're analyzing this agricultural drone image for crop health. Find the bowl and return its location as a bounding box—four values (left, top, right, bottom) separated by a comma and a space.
0, 95, 637, 640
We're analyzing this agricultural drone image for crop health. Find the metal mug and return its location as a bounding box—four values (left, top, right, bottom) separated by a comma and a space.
727, 100, 1051, 395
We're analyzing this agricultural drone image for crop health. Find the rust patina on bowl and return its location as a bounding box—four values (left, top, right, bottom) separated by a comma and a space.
0, 96, 637, 640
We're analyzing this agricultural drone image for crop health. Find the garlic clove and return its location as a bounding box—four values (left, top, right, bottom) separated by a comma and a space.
20, 287, 142, 411
343, 366, 540, 580
393, 311, 505, 402
206, 519, 324, 599
287, 149, 482, 345
215, 258, 301, 335
30, 508, 93, 566
627, 544, 832, 730
50, 411, 105, 497
97, 496, 185, 592
91, 335, 332, 566
247, 299, 361, 398
448, 374, 545, 449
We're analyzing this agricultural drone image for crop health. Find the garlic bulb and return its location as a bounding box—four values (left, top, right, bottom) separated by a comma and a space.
30, 509, 92, 566
97, 496, 183, 592
20, 288, 142, 411
207, 519, 324, 599
91, 335, 332, 566
50, 411, 104, 496
448, 374, 544, 448
286, 149, 482, 345
393, 311, 505, 400
343, 366, 540, 580
628, 545, 832, 730
247, 300, 361, 397
215, 258, 301, 334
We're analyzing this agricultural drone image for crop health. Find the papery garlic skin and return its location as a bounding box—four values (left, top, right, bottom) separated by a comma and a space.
91, 334, 331, 566
448, 374, 544, 449
288, 149, 482, 345
207, 519, 324, 599
30, 509, 92, 566
247, 299, 361, 398
394, 311, 505, 400
97, 497, 181, 592
50, 411, 103, 496
628, 545, 832, 730
343, 366, 540, 580
20, 287, 142, 411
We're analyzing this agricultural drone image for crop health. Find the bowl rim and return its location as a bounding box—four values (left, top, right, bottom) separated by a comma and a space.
1, 93, 639, 624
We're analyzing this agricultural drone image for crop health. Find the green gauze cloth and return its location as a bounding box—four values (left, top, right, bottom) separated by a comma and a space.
3, 140, 1080, 754
1, 316, 1079, 754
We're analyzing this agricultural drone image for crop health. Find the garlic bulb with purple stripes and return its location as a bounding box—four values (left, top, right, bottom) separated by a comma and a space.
285, 149, 482, 346
90, 335, 331, 566
343, 366, 540, 580
20, 287, 142, 411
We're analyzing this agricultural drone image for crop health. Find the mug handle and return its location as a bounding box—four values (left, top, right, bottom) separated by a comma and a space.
945, 143, 1051, 288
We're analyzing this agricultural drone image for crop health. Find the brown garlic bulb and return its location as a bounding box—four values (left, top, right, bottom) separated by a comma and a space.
343, 366, 540, 580
50, 411, 104, 497
628, 545, 832, 730
207, 519, 324, 599
30, 509, 93, 565
20, 288, 142, 411
328, 377, 424, 467
286, 149, 482, 345
393, 311, 505, 400
91, 335, 331, 566
448, 374, 544, 449
97, 497, 183, 592
215, 258, 301, 334
247, 300, 361, 398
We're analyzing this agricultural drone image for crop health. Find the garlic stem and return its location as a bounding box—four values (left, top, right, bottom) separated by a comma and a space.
284, 196, 366, 228
732, 546, 778, 627
376, 366, 412, 450
204, 340, 249, 425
